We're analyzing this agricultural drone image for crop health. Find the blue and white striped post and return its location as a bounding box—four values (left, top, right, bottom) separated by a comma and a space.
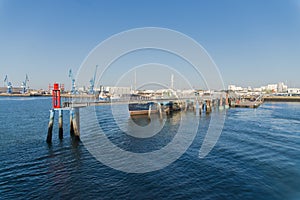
199, 101, 202, 115
158, 103, 163, 119
203, 101, 207, 113
46, 109, 54, 143
58, 109, 63, 139
70, 108, 74, 136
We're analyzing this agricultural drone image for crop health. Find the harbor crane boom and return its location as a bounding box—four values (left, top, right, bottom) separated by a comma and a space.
68, 69, 76, 94
4, 75, 12, 94
89, 65, 98, 94
21, 74, 29, 93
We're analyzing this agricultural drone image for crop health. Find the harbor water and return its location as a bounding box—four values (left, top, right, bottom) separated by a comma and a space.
0, 97, 300, 199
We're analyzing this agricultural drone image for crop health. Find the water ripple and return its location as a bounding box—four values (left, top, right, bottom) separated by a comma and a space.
0, 98, 300, 199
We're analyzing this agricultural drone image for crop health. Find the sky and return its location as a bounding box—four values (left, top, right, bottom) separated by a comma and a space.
0, 0, 300, 90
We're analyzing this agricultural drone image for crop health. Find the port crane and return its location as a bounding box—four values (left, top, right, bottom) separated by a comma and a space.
21, 74, 29, 93
68, 69, 77, 94
89, 65, 98, 94
4, 75, 12, 94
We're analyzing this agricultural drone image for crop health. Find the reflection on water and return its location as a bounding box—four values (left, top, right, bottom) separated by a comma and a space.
130, 115, 151, 127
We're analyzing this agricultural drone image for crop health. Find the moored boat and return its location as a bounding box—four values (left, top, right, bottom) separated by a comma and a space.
98, 91, 110, 102
128, 102, 156, 115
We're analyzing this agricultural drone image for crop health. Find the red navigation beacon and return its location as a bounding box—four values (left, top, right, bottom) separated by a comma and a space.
52, 83, 61, 108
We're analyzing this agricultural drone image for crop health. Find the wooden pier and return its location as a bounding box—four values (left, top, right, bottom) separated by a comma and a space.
45, 84, 268, 143
230, 100, 263, 108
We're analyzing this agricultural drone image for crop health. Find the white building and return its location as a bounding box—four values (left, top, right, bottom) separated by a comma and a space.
228, 82, 291, 94
277, 82, 288, 93
253, 87, 262, 92
228, 85, 243, 91
260, 82, 288, 93
288, 88, 300, 95
108, 86, 131, 96
266, 84, 278, 92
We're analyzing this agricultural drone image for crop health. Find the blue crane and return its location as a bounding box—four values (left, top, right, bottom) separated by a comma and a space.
21, 74, 29, 93
4, 75, 12, 94
68, 69, 77, 94
89, 65, 98, 94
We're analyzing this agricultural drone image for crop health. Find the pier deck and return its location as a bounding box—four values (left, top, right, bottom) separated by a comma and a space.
230, 101, 262, 108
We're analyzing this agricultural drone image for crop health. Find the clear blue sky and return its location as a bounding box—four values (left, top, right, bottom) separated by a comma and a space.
0, 0, 300, 90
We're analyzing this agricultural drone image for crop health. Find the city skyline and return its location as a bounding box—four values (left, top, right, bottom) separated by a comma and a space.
1, 0, 300, 90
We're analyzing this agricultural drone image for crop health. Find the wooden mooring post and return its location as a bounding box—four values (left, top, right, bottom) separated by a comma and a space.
70, 108, 74, 136
71, 108, 80, 140
219, 95, 224, 110
46, 109, 54, 143
206, 100, 212, 113
225, 92, 230, 109
158, 103, 163, 119
148, 104, 152, 119
58, 109, 63, 139
199, 101, 202, 115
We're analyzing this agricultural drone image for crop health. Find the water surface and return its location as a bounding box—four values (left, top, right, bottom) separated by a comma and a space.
0, 97, 299, 199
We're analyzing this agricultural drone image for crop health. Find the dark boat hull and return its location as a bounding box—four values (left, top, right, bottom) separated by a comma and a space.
128, 102, 156, 115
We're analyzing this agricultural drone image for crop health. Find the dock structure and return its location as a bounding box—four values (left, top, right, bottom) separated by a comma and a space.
47, 107, 81, 143
46, 83, 81, 143
226, 91, 264, 109
46, 85, 266, 143
230, 100, 262, 108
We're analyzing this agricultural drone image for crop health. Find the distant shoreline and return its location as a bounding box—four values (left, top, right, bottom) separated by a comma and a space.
0, 93, 97, 98
1, 93, 300, 102
0, 93, 48, 97
263, 96, 300, 102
